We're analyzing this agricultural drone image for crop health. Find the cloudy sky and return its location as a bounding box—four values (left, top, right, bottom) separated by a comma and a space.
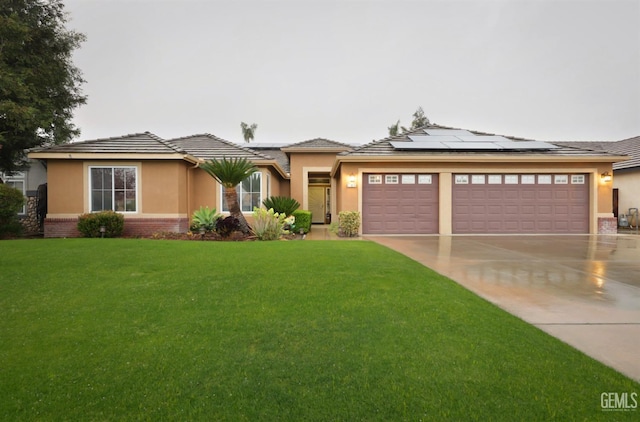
65, 0, 639, 145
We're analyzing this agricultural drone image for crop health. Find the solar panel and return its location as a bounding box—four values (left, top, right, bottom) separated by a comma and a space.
395, 131, 558, 151
495, 141, 559, 150
408, 135, 460, 143
423, 129, 474, 136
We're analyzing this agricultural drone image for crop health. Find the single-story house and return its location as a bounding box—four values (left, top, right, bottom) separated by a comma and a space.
27, 125, 627, 237
556, 136, 639, 224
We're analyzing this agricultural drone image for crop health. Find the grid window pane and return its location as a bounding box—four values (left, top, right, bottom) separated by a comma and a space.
222, 173, 262, 212
90, 167, 136, 212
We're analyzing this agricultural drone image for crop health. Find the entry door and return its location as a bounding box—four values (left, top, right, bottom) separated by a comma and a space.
308, 186, 326, 224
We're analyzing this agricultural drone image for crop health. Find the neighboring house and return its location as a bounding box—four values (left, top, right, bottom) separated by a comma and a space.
28, 126, 626, 237
1, 159, 48, 234
556, 137, 639, 223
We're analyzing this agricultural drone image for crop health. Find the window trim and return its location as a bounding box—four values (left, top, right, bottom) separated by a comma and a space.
2, 173, 26, 215
88, 165, 139, 213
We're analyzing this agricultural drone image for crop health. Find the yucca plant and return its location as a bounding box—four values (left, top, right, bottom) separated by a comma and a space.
200, 157, 257, 234
190, 206, 221, 232
262, 196, 300, 216
252, 207, 286, 240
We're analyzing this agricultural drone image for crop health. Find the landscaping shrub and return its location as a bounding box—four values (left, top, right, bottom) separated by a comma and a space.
77, 211, 124, 238
215, 216, 240, 238
0, 183, 25, 237
262, 196, 300, 216
338, 211, 360, 237
252, 207, 286, 240
292, 210, 311, 234
190, 206, 221, 232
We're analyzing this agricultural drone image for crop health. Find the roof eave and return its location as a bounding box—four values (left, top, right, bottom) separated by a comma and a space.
280, 147, 352, 153
331, 153, 629, 175
27, 151, 200, 164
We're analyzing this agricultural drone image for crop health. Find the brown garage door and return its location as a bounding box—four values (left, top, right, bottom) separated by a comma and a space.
363, 173, 439, 234
452, 174, 589, 234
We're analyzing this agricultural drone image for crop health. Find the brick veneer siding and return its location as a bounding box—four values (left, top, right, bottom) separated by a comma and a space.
44, 217, 189, 238
121, 218, 190, 237
597, 217, 618, 234
44, 218, 81, 238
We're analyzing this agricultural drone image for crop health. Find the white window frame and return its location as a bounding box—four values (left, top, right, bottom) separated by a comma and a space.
221, 172, 262, 213
418, 174, 432, 184
89, 166, 138, 213
2, 172, 26, 215
385, 175, 399, 184
401, 174, 416, 184
571, 175, 585, 184
538, 175, 552, 184
368, 175, 382, 184
488, 175, 502, 184
471, 175, 486, 184
455, 175, 469, 184
521, 175, 536, 184
504, 175, 519, 184
554, 175, 569, 184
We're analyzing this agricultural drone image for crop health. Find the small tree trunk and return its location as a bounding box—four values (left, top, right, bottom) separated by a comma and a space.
225, 186, 251, 234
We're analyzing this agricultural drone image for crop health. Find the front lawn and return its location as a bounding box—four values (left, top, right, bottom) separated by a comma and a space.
0, 239, 637, 420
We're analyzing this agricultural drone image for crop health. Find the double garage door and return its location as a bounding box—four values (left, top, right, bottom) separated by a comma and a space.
362, 173, 589, 234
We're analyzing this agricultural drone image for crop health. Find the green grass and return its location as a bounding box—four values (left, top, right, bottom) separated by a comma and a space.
0, 239, 637, 421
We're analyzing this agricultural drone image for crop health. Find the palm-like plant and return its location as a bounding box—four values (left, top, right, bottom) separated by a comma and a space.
240, 122, 258, 143
199, 157, 258, 234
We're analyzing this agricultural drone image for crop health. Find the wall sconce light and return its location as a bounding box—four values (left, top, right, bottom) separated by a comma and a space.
601, 171, 612, 182
347, 174, 357, 188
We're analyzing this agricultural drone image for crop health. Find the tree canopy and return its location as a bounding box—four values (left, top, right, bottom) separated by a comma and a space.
240, 122, 257, 143
388, 107, 431, 136
0, 0, 86, 174
199, 157, 258, 234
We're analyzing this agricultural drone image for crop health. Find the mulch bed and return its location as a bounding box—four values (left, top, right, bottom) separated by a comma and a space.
147, 231, 304, 241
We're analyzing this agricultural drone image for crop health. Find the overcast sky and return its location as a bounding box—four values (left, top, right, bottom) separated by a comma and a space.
65, 0, 640, 145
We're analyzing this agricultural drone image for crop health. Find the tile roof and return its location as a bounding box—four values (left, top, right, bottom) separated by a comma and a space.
282, 138, 353, 150
341, 125, 625, 160
247, 147, 291, 173
167, 134, 273, 162
30, 132, 185, 155
555, 137, 640, 170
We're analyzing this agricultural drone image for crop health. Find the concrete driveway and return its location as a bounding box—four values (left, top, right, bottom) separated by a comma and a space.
368, 235, 640, 381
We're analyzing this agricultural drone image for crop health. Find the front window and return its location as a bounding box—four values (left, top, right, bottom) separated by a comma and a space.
222, 173, 262, 212
90, 166, 137, 212
2, 172, 26, 215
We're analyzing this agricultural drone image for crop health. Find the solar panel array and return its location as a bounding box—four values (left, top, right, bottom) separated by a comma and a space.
393, 130, 558, 151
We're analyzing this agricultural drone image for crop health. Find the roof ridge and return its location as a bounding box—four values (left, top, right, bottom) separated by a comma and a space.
285, 137, 353, 148
167, 133, 274, 161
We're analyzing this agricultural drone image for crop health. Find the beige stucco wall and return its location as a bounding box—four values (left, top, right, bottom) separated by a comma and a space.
46, 159, 191, 218
289, 152, 338, 208
335, 159, 616, 234
47, 160, 85, 215
140, 161, 189, 214
614, 169, 640, 217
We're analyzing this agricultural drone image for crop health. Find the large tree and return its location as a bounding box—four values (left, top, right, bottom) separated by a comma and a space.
240, 122, 257, 143
199, 157, 257, 235
0, 0, 86, 174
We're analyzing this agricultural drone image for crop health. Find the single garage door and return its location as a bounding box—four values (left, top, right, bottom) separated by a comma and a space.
363, 173, 439, 234
452, 173, 589, 234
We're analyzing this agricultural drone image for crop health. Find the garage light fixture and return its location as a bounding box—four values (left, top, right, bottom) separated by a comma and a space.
347, 174, 357, 188
600, 171, 612, 182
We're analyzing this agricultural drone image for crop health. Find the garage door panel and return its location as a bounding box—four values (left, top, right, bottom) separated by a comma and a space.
363, 173, 439, 234
453, 173, 589, 234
